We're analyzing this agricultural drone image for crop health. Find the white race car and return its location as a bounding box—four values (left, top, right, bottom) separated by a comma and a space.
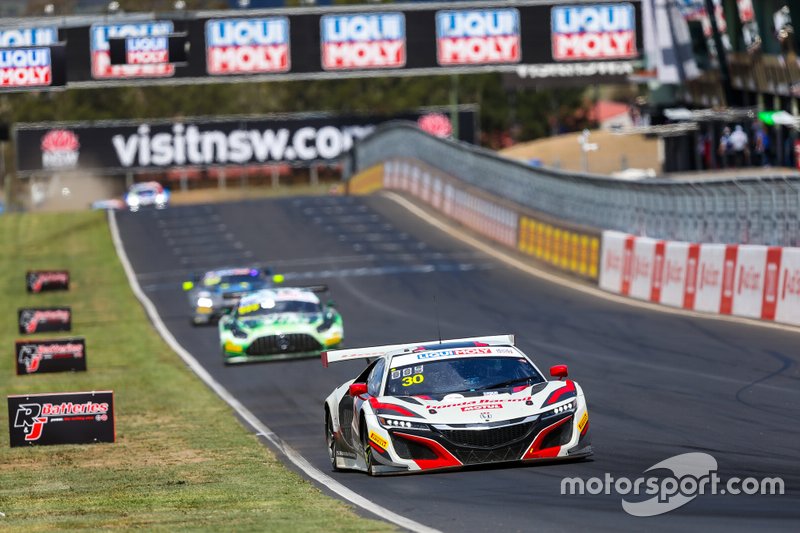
323, 335, 592, 475
125, 181, 169, 211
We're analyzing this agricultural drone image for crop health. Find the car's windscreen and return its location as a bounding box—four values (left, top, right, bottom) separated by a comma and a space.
202, 274, 258, 286
238, 299, 320, 317
384, 356, 544, 397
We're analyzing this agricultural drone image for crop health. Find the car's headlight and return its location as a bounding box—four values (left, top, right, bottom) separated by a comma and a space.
155, 193, 166, 204
543, 399, 576, 417
378, 417, 429, 431
127, 195, 140, 206
197, 297, 213, 308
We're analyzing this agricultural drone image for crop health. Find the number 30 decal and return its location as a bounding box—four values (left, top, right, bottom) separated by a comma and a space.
402, 374, 424, 387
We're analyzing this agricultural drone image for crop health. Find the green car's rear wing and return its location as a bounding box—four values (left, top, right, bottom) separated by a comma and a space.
322, 334, 515, 367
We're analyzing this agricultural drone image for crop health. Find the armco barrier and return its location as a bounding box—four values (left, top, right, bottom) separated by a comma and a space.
345, 122, 800, 247
348, 158, 601, 280
599, 230, 800, 326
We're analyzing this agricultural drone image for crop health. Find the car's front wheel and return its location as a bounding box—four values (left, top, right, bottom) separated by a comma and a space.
360, 418, 376, 476
325, 411, 341, 472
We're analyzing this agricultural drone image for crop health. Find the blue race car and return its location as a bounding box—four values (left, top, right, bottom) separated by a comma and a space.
183, 267, 284, 325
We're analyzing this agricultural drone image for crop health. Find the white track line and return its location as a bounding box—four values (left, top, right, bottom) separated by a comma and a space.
382, 191, 800, 335
107, 210, 440, 533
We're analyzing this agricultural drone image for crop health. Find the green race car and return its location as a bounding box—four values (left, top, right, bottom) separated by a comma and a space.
219, 286, 343, 364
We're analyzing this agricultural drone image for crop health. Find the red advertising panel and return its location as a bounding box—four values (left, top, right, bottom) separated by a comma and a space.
321, 13, 406, 70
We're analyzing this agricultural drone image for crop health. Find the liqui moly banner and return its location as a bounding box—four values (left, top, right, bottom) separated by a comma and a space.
321, 13, 406, 70
90, 21, 174, 79
26, 270, 70, 293
436, 9, 521, 66
8, 391, 114, 447
18, 307, 72, 335
551, 3, 637, 61
0, 26, 58, 47
15, 338, 87, 375
599, 231, 800, 326
0, 45, 66, 89
206, 17, 290, 75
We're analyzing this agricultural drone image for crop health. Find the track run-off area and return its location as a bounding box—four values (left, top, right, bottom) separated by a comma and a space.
114, 194, 799, 532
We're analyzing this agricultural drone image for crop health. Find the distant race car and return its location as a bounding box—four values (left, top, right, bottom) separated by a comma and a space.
219, 286, 343, 364
125, 181, 169, 211
322, 334, 592, 475
183, 267, 284, 325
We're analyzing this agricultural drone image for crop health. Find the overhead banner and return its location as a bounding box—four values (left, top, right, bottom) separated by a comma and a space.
8, 391, 114, 447
15, 337, 87, 375
18, 307, 72, 334
0, 44, 66, 90
26, 270, 70, 293
45, 0, 641, 87
14, 109, 477, 174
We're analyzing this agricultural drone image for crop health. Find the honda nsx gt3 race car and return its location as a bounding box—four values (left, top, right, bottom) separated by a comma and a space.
125, 181, 169, 211
323, 335, 592, 475
183, 267, 284, 325
219, 286, 343, 364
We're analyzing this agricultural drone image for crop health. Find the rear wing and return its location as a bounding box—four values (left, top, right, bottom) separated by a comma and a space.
322, 334, 514, 367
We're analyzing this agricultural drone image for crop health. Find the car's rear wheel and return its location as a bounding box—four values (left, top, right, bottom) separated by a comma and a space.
325, 411, 341, 472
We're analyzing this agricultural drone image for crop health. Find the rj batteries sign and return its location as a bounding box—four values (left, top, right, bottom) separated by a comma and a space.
8, 391, 114, 447
15, 338, 87, 375
18, 307, 72, 334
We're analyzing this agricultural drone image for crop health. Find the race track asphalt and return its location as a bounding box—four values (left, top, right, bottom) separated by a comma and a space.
115, 194, 800, 532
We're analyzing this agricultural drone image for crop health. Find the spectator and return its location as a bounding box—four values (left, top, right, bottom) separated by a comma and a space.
718, 127, 732, 168
753, 123, 770, 166
729, 125, 749, 166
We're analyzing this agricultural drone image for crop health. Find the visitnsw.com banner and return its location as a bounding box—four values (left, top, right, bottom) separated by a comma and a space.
14, 109, 477, 174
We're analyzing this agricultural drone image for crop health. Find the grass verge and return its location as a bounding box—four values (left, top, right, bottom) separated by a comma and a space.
0, 211, 390, 532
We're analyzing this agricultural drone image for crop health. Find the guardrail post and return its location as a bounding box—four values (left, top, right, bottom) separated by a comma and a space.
271, 165, 280, 189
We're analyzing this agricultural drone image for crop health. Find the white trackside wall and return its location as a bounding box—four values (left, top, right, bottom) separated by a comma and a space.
599, 231, 800, 327
384, 159, 518, 248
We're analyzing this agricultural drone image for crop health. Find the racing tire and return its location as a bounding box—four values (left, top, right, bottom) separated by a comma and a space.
325, 411, 342, 472
360, 418, 376, 476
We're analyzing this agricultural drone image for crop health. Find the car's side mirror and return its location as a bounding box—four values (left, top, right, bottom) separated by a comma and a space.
550, 365, 569, 380
272, 274, 285, 284
182, 281, 194, 291
348, 383, 368, 397
327, 299, 336, 308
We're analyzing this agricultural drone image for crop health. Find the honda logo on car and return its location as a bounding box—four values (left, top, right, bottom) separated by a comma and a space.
91, 21, 174, 78
0, 47, 52, 87
321, 13, 406, 70
206, 18, 290, 75
436, 9, 520, 66
125, 36, 168, 65
551, 3, 637, 61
